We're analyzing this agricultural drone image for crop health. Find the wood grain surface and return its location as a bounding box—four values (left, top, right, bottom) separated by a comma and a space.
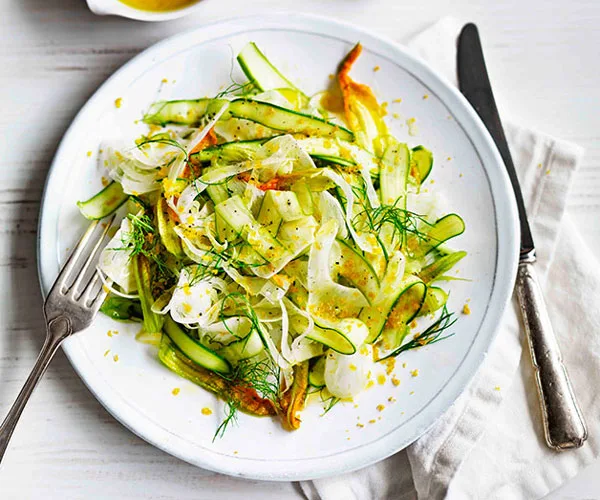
0, 0, 598, 498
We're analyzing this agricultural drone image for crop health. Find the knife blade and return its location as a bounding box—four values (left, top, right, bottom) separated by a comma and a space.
457, 24, 534, 260
457, 23, 587, 450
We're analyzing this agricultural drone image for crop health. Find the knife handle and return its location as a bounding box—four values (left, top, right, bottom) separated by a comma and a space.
516, 261, 587, 450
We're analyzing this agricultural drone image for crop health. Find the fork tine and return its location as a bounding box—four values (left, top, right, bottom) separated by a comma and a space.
81, 270, 105, 308
85, 270, 109, 313
91, 287, 108, 314
51, 220, 100, 294
70, 215, 116, 300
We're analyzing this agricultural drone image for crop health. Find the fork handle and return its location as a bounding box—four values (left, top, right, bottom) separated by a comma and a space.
0, 316, 72, 463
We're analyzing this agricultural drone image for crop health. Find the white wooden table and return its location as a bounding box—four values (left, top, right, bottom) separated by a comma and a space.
0, 0, 598, 498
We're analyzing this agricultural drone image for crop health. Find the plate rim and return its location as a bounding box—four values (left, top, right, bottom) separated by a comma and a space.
37, 12, 519, 481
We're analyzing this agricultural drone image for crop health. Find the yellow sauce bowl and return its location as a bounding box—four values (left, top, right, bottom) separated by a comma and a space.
119, 0, 199, 12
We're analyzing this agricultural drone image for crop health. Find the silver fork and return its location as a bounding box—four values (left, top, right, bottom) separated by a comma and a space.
0, 217, 115, 462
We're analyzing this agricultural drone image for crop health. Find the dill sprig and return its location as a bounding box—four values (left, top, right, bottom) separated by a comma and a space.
354, 196, 431, 244
214, 399, 239, 441
217, 49, 257, 100
320, 392, 341, 416
230, 357, 280, 400
213, 357, 281, 440
212, 295, 280, 439
185, 251, 226, 286
122, 213, 176, 282
219, 292, 263, 341
346, 179, 432, 256
181, 239, 267, 289
377, 306, 457, 361
369, 204, 432, 240
215, 81, 255, 99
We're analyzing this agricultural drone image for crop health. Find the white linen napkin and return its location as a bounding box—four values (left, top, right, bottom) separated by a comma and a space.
301, 17, 599, 500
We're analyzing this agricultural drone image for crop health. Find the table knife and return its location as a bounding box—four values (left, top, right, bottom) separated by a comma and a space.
457, 23, 587, 450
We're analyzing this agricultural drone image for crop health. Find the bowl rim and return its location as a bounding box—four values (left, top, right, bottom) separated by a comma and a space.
37, 12, 519, 481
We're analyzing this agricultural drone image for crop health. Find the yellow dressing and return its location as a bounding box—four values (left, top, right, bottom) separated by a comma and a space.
119, 0, 198, 12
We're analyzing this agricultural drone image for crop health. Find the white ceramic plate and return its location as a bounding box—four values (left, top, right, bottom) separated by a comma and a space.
38, 13, 519, 481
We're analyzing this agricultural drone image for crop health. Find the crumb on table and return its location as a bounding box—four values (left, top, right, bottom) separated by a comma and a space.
382, 357, 395, 375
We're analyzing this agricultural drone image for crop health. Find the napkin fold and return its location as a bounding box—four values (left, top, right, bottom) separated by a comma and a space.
301, 17, 599, 500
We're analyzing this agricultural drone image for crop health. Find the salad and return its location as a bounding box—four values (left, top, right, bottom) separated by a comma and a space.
78, 42, 466, 436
